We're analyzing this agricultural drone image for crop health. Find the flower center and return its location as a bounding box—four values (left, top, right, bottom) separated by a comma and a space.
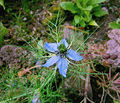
58, 44, 67, 54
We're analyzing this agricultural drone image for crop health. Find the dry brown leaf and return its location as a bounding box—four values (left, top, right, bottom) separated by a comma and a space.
18, 65, 41, 77
18, 68, 31, 78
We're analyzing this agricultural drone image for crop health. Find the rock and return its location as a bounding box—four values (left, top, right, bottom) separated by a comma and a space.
62, 21, 75, 39
0, 58, 3, 66
88, 29, 120, 67
106, 29, 120, 67
0, 45, 33, 69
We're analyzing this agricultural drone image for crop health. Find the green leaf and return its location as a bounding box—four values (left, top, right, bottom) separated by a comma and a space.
0, 0, 5, 9
76, 0, 83, 9
60, 2, 79, 14
94, 0, 106, 4
89, 20, 99, 27
74, 15, 80, 24
83, 0, 89, 7
80, 20, 86, 27
89, 0, 106, 5
81, 13, 91, 22
116, 18, 120, 23
77, 0, 92, 11
94, 9, 108, 17
83, 6, 93, 11
0, 22, 9, 47
109, 21, 120, 29
113, 101, 120, 103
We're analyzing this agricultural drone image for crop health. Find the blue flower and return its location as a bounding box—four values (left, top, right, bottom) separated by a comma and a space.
32, 94, 40, 103
42, 38, 83, 77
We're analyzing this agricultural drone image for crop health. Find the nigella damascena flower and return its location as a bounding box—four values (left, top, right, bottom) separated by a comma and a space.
42, 38, 83, 77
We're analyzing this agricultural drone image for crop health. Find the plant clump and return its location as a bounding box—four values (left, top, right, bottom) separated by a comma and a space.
60, 0, 108, 27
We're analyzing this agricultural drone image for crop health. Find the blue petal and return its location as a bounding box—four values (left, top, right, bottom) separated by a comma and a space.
58, 38, 68, 48
32, 94, 40, 103
32, 98, 40, 103
57, 57, 68, 77
42, 56, 60, 67
66, 49, 83, 61
44, 42, 58, 52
